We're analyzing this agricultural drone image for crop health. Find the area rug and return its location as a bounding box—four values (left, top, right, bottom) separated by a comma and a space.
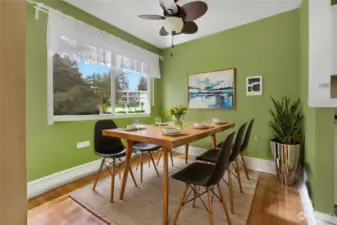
71, 158, 259, 225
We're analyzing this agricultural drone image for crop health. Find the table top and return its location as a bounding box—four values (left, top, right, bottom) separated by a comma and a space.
102, 122, 235, 148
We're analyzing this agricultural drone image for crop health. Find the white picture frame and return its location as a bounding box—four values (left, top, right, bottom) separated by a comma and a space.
246, 76, 262, 96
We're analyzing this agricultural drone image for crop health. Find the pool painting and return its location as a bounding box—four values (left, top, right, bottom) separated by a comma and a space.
188, 68, 236, 109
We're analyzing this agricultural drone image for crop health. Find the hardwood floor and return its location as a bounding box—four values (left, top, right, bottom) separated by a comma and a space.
28, 153, 306, 225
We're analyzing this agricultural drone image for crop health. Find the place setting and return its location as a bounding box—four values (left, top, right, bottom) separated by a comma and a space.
119, 119, 147, 131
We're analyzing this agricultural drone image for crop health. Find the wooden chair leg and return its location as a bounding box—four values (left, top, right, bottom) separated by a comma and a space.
185, 144, 189, 164
192, 185, 200, 208
240, 153, 250, 180
228, 167, 234, 214
173, 184, 189, 225
118, 162, 123, 180
235, 159, 243, 194
136, 157, 140, 171
156, 150, 162, 166
149, 151, 160, 177
110, 162, 115, 202
170, 150, 174, 167
129, 167, 138, 187
140, 152, 144, 183
207, 189, 214, 225
217, 184, 231, 225
92, 158, 105, 190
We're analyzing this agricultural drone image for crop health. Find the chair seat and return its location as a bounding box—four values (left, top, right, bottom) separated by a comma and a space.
96, 149, 136, 158
195, 149, 220, 163
171, 162, 215, 186
133, 142, 161, 151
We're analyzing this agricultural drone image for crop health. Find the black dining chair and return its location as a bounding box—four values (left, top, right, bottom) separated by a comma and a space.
239, 119, 255, 180
93, 120, 138, 203
216, 119, 255, 180
171, 132, 235, 225
133, 142, 162, 183
196, 123, 247, 214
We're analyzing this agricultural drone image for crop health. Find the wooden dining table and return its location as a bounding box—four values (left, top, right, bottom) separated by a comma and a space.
103, 122, 235, 225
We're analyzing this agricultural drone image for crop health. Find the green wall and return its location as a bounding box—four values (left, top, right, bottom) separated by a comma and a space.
300, 0, 335, 214
160, 10, 300, 159
26, 1, 161, 182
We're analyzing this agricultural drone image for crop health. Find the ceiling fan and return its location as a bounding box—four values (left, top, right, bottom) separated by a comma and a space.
138, 0, 208, 36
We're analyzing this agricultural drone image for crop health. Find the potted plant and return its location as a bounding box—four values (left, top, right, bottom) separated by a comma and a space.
168, 105, 187, 128
269, 96, 303, 186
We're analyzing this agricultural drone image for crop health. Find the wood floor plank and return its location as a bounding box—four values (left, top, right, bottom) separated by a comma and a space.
28, 153, 307, 225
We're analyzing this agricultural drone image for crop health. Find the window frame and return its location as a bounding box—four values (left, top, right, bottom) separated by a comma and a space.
47, 51, 152, 124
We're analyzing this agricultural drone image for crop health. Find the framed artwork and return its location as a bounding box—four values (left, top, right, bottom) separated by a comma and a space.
187, 67, 236, 109
246, 76, 262, 96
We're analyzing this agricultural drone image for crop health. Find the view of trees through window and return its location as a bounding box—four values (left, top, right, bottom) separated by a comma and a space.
53, 54, 149, 116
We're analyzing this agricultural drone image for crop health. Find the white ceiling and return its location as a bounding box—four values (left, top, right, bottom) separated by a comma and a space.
64, 0, 302, 49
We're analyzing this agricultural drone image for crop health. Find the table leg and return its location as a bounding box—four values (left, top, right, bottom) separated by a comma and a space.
119, 140, 134, 200
211, 135, 216, 148
185, 144, 189, 164
163, 147, 169, 225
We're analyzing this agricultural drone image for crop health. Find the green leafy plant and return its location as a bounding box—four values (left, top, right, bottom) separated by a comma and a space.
168, 105, 187, 119
268, 96, 303, 144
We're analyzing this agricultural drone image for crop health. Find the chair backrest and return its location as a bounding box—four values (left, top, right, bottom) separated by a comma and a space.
241, 119, 255, 152
94, 120, 124, 155
205, 132, 235, 187
229, 123, 247, 162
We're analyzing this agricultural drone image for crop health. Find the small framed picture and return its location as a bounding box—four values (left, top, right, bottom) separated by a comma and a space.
246, 76, 262, 96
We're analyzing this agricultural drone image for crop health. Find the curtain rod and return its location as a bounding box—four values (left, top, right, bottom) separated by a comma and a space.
25, 0, 164, 60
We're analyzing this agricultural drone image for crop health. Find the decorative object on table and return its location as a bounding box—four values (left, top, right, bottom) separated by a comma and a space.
246, 76, 262, 96
168, 105, 187, 128
269, 96, 303, 186
188, 67, 236, 109
212, 118, 226, 125
161, 127, 181, 135
192, 122, 208, 129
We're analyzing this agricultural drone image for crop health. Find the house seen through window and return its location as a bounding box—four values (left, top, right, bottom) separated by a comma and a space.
53, 54, 149, 117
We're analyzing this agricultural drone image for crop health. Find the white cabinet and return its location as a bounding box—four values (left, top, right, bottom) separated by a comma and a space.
335, 121, 337, 205
308, 1, 337, 107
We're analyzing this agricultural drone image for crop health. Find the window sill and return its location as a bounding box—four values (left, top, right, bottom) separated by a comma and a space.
53, 113, 151, 122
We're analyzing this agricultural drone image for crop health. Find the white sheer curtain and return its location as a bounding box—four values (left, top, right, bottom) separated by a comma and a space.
47, 11, 160, 78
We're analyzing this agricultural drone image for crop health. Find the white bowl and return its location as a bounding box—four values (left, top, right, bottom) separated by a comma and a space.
162, 127, 180, 134
193, 123, 207, 128
212, 118, 222, 123
127, 124, 136, 129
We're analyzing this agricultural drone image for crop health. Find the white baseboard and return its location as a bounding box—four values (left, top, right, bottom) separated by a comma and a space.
298, 171, 337, 225
243, 156, 276, 175
27, 159, 102, 199
173, 146, 276, 175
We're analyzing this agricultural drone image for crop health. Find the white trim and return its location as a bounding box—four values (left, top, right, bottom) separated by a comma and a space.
53, 113, 151, 122
173, 146, 276, 174
298, 170, 337, 225
27, 159, 102, 199
243, 156, 276, 175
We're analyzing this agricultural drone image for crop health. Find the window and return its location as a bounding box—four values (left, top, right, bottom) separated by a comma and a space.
52, 54, 151, 119
47, 11, 160, 124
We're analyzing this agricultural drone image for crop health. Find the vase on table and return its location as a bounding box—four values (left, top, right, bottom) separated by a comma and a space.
172, 115, 184, 129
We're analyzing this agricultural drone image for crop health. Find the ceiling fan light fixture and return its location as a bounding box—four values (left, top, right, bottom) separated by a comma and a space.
164, 17, 184, 34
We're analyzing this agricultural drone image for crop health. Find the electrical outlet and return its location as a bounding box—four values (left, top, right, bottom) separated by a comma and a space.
77, 141, 90, 149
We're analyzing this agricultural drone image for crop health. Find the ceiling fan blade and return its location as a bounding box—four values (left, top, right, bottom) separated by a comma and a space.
181, 1, 208, 21
181, 21, 198, 34
160, 26, 169, 36
138, 15, 165, 20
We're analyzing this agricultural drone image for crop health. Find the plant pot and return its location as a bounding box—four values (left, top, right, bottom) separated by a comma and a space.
270, 139, 301, 186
